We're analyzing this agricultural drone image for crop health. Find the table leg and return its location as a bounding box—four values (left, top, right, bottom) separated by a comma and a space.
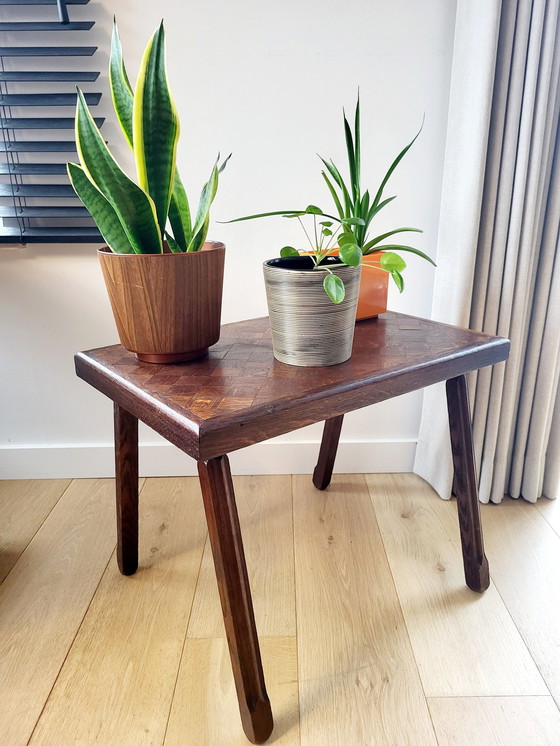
114, 403, 139, 576
313, 414, 344, 490
197, 456, 273, 744
445, 375, 490, 593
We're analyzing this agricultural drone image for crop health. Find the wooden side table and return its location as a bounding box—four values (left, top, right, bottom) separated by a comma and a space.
75, 312, 510, 744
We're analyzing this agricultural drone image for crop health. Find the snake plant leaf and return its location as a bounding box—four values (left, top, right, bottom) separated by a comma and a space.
191, 213, 210, 252
75, 87, 162, 254
323, 273, 345, 304
164, 231, 183, 253
367, 243, 436, 265
280, 246, 300, 257
67, 162, 136, 254
187, 161, 218, 251
109, 19, 134, 148
167, 171, 191, 252
133, 21, 179, 234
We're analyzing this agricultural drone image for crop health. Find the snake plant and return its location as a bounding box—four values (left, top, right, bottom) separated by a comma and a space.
68, 20, 229, 254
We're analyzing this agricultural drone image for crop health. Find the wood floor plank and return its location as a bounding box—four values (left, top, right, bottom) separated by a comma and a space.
367, 473, 548, 697
29, 477, 207, 746
428, 696, 560, 745
188, 475, 296, 638
0, 478, 70, 582
536, 495, 560, 538
164, 637, 300, 745
293, 474, 437, 746
0, 478, 117, 746
480, 498, 560, 705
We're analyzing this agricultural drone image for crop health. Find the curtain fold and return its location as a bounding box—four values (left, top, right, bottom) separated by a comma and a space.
414, 0, 560, 503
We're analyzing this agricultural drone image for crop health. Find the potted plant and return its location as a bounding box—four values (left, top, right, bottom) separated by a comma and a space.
230, 96, 435, 322
261, 206, 362, 366
68, 20, 229, 363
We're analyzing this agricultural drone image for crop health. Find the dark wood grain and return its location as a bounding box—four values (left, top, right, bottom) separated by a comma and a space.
114, 403, 139, 576
98, 241, 225, 363
446, 375, 490, 592
197, 456, 273, 744
313, 415, 344, 490
75, 313, 510, 461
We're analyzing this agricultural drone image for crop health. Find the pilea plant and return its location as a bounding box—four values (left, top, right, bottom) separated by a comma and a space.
68, 20, 229, 254
229, 96, 435, 301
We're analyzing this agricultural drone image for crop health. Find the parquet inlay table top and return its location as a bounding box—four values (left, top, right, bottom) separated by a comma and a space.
75, 311, 510, 744
75, 312, 509, 461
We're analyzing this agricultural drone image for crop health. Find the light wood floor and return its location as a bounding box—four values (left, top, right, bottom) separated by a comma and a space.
1, 474, 559, 745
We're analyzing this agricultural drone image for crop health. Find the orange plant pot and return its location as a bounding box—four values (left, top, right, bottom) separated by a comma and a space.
356, 253, 389, 320
314, 249, 389, 321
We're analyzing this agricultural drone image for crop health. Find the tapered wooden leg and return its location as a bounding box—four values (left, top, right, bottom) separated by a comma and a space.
446, 376, 490, 592
114, 403, 139, 576
313, 415, 344, 490
198, 456, 273, 744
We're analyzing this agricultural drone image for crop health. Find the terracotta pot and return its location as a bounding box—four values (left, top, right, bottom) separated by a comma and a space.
356, 253, 389, 320
98, 241, 225, 363
263, 255, 361, 367
304, 249, 389, 321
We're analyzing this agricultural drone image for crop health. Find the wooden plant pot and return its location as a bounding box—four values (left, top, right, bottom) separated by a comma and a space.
356, 253, 389, 320
98, 241, 225, 363
263, 256, 361, 367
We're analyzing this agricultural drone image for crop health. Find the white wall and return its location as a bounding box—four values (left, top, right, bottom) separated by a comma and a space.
0, 0, 456, 478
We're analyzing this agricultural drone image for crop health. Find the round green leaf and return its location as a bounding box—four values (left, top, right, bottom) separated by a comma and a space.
323, 273, 345, 303
305, 204, 323, 215
342, 216, 366, 226
280, 246, 300, 257
391, 269, 405, 293
338, 231, 357, 246
339, 243, 362, 266
380, 251, 407, 272
322, 228, 333, 236
319, 220, 333, 227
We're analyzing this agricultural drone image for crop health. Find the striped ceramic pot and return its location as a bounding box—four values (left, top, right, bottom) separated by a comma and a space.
263, 256, 361, 366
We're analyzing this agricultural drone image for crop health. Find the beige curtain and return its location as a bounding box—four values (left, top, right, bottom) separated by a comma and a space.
414, 0, 560, 504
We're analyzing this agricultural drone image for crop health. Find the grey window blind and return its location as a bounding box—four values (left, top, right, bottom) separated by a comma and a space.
0, 0, 103, 243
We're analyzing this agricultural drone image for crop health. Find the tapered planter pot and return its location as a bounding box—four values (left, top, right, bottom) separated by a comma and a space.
98, 241, 225, 363
263, 256, 361, 367
356, 253, 389, 320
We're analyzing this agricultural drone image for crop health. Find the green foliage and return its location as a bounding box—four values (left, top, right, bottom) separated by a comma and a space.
317, 96, 435, 291
226, 95, 435, 299
69, 20, 229, 254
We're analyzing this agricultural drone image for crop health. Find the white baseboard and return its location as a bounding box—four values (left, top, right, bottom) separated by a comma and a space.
0, 439, 416, 479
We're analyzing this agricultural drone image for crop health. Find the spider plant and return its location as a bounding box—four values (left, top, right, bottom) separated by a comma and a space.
67, 20, 229, 255
227, 96, 434, 293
